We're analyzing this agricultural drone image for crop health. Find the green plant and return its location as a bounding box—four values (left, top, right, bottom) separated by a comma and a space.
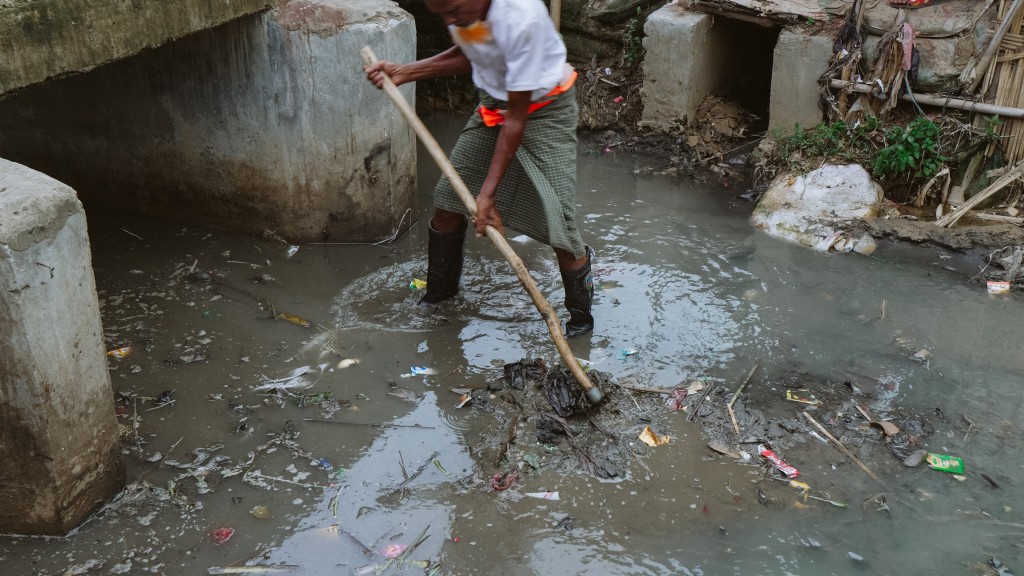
623, 8, 645, 67
871, 117, 945, 182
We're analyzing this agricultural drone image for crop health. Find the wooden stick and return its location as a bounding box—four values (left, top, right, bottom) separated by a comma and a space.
361, 47, 603, 403
968, 0, 1024, 94
550, 0, 562, 31
801, 411, 886, 487
728, 404, 741, 435
935, 159, 1024, 227
726, 360, 760, 411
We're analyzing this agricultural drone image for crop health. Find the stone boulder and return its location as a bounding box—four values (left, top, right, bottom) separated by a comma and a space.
751, 164, 883, 253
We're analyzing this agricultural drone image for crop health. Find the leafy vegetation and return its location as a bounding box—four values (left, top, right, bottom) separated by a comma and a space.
757, 114, 1003, 197
872, 117, 945, 182
622, 8, 645, 67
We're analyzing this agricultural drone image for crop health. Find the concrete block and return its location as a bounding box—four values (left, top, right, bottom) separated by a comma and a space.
768, 30, 831, 133
0, 0, 272, 96
0, 0, 417, 243
641, 6, 720, 130
0, 158, 125, 535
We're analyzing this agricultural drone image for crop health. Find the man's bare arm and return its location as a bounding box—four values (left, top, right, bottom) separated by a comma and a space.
472, 89, 532, 236
365, 46, 472, 88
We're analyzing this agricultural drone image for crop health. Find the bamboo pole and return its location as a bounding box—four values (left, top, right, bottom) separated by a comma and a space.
829, 79, 1024, 118
550, 0, 562, 31
968, 0, 1024, 94
361, 47, 603, 403
935, 158, 1024, 227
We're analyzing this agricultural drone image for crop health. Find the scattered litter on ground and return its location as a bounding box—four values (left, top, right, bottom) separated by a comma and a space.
409, 278, 427, 290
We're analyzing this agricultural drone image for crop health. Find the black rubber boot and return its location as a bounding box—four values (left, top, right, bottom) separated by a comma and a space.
419, 219, 467, 306
561, 247, 595, 337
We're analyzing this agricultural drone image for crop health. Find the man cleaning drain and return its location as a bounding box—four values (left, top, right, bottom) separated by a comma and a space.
365, 0, 594, 337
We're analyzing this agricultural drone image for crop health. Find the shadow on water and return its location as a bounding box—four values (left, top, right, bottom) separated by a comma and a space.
4, 112, 1024, 575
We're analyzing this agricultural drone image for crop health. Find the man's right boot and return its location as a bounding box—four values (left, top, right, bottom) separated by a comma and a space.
419, 219, 467, 306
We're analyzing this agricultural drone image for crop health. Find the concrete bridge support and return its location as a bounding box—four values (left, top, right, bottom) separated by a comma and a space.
0, 0, 417, 243
0, 159, 125, 536
640, 4, 828, 133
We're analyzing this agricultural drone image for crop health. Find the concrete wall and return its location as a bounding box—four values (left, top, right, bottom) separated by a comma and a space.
641, 6, 721, 130
0, 0, 272, 96
0, 0, 417, 243
0, 158, 125, 535
769, 30, 830, 133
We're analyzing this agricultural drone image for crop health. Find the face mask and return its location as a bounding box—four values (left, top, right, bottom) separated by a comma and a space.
453, 21, 492, 44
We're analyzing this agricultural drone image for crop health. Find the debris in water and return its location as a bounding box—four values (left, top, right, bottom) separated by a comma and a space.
503, 358, 547, 390
383, 543, 408, 558
107, 346, 132, 359
491, 470, 519, 491
388, 383, 422, 402
639, 425, 670, 447
988, 280, 1011, 294
401, 366, 437, 378
209, 527, 235, 544
286, 245, 300, 259
759, 445, 799, 478
785, 389, 818, 405
618, 348, 639, 360
207, 566, 299, 574
926, 453, 964, 474
902, 449, 928, 467
525, 491, 560, 500
848, 551, 864, 562
664, 386, 689, 411
250, 505, 271, 519
409, 278, 427, 290
275, 312, 311, 328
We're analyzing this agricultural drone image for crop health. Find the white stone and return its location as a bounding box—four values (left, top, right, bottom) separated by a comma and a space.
751, 164, 883, 251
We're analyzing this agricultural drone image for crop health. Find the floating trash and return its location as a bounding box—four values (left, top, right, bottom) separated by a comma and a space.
209, 527, 235, 544
250, 505, 271, 519
759, 444, 799, 478
401, 366, 437, 377
525, 491, 560, 500
408, 278, 427, 290
276, 313, 311, 328
987, 280, 1011, 294
639, 425, 670, 447
926, 453, 964, 474
107, 346, 132, 359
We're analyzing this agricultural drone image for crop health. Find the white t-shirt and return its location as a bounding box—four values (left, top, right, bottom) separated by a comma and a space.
448, 0, 569, 102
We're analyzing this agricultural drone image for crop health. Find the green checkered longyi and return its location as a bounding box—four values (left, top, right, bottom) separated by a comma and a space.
432, 86, 587, 259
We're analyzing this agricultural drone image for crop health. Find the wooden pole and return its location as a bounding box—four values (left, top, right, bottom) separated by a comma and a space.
829, 79, 1024, 118
360, 47, 603, 403
550, 0, 562, 31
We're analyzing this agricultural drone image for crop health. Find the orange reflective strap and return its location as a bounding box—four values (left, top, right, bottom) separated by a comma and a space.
477, 70, 579, 127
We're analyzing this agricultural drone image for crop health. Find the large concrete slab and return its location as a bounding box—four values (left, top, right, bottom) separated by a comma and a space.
0, 0, 272, 96
768, 30, 830, 133
641, 6, 720, 130
0, 0, 417, 243
0, 158, 125, 535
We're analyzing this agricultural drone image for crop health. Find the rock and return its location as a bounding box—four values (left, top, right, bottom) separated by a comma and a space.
751, 164, 884, 251
903, 449, 928, 467
853, 234, 878, 256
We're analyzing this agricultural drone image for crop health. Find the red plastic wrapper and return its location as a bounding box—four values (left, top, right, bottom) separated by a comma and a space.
759, 445, 799, 478
209, 527, 235, 544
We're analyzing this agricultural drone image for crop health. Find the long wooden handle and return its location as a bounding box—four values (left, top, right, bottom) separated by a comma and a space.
361, 47, 602, 402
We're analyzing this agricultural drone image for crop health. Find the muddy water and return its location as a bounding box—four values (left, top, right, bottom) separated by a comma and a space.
4, 115, 1024, 575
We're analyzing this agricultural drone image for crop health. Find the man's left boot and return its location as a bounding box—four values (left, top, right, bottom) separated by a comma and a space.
560, 247, 595, 337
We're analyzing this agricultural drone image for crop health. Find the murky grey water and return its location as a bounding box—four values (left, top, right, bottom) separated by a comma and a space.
5, 114, 1024, 575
